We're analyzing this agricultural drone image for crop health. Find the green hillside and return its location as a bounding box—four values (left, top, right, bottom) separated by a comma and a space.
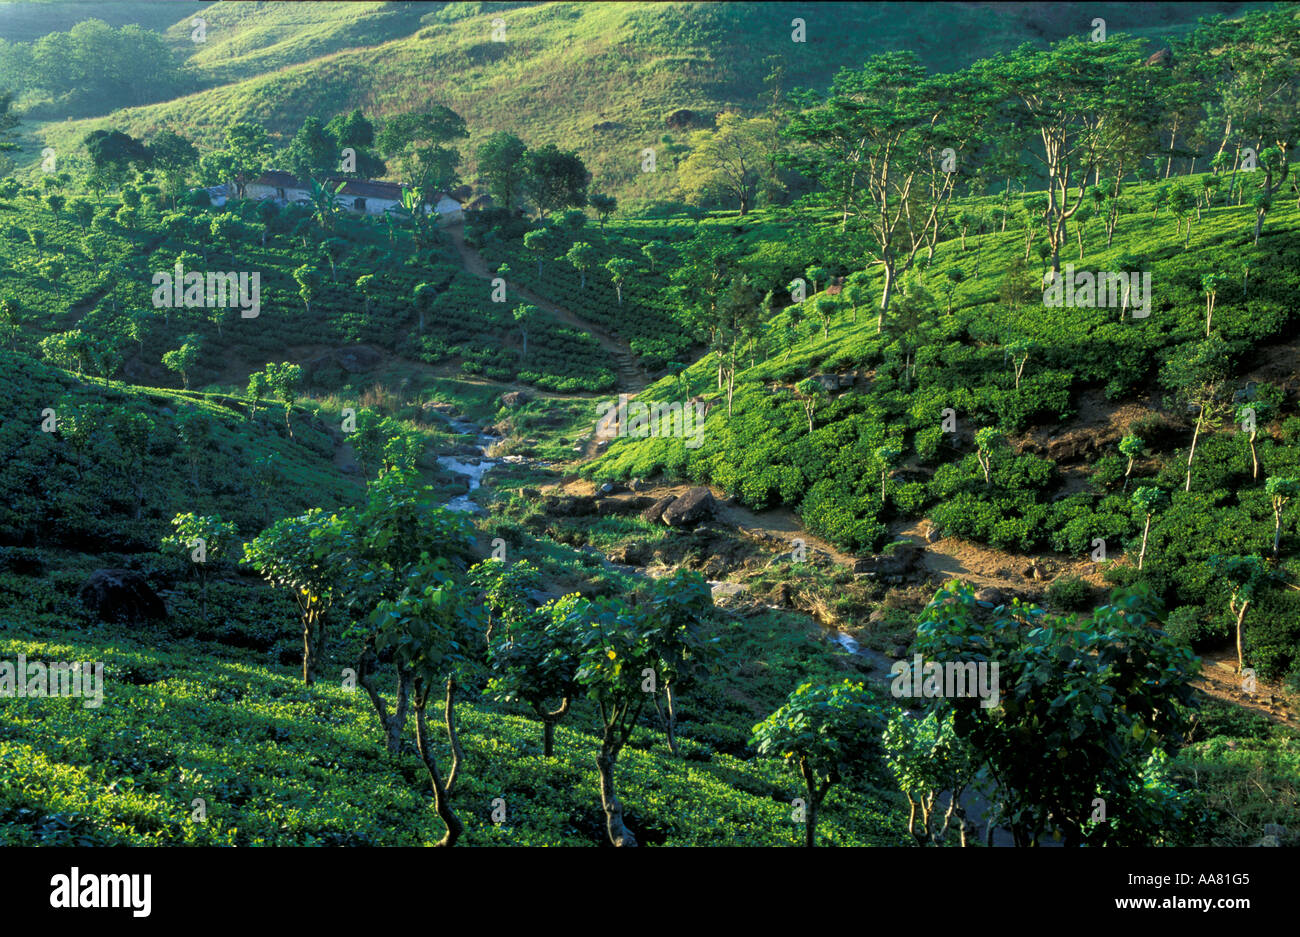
27, 1, 1258, 207
0, 1, 1297, 854
0, 0, 207, 41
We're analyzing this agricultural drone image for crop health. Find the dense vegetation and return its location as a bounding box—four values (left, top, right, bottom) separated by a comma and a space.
0, 1, 1296, 850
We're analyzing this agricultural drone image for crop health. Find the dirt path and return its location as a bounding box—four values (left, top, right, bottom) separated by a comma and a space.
444, 222, 648, 393
891, 518, 1106, 593
1194, 649, 1297, 730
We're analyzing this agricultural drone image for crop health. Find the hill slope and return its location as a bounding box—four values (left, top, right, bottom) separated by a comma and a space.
32, 1, 1258, 207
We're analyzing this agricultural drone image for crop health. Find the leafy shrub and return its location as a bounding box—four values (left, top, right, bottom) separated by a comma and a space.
1045, 576, 1094, 611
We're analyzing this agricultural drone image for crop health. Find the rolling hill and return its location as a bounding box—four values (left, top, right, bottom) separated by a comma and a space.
26, 0, 1261, 208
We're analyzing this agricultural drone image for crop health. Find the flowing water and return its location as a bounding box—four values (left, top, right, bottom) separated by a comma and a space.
430, 412, 500, 513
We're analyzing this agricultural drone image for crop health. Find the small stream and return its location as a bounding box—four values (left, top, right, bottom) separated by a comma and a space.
431, 412, 501, 513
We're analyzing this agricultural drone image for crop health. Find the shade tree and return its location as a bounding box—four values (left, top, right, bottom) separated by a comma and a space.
912, 580, 1198, 846
1207, 554, 1276, 674
486, 588, 584, 757
161, 512, 238, 623
752, 679, 887, 847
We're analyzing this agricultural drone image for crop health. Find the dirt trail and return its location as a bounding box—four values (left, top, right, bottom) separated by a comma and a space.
444, 222, 648, 393
891, 518, 1107, 592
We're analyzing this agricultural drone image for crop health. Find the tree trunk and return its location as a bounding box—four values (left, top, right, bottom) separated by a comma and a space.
1138, 514, 1152, 570
804, 796, 818, 848
301, 608, 317, 684
1250, 432, 1259, 480
538, 695, 570, 757
657, 685, 679, 756
798, 760, 831, 848
597, 737, 637, 847
444, 676, 463, 795
358, 638, 411, 754
878, 265, 894, 334
414, 693, 463, 847
1234, 599, 1249, 674
1185, 411, 1203, 492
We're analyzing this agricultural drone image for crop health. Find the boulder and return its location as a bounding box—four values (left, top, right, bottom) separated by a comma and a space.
661, 487, 717, 527
333, 345, 383, 373
640, 495, 677, 524
852, 542, 925, 579
710, 581, 748, 601
665, 108, 696, 130
595, 496, 655, 517
78, 569, 167, 623
606, 543, 651, 565
525, 588, 563, 606
499, 391, 530, 409
544, 495, 596, 517
973, 586, 1007, 606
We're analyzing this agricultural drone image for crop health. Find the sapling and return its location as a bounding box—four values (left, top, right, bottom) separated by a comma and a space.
794, 378, 826, 434
1131, 486, 1164, 570
1118, 434, 1143, 491
1201, 273, 1223, 336
1265, 477, 1299, 560
1207, 554, 1273, 674
974, 427, 1002, 485
876, 444, 901, 504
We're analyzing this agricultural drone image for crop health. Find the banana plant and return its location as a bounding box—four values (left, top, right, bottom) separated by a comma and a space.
308, 178, 345, 231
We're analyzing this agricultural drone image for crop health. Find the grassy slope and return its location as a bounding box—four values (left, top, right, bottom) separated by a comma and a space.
589, 177, 1300, 508
31, 1, 1256, 208
1, 0, 1293, 848
0, 0, 207, 41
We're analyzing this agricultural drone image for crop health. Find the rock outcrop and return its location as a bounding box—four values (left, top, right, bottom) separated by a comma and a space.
78, 569, 167, 623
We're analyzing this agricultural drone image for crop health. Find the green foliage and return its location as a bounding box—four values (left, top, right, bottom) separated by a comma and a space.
1045, 575, 1094, 612
913, 580, 1200, 845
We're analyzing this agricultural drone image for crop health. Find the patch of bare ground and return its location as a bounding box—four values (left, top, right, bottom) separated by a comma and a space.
1011, 388, 1154, 463
891, 517, 1110, 592
1193, 649, 1296, 731
1240, 337, 1300, 398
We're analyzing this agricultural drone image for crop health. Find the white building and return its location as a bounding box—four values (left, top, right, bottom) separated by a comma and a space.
236, 171, 463, 223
